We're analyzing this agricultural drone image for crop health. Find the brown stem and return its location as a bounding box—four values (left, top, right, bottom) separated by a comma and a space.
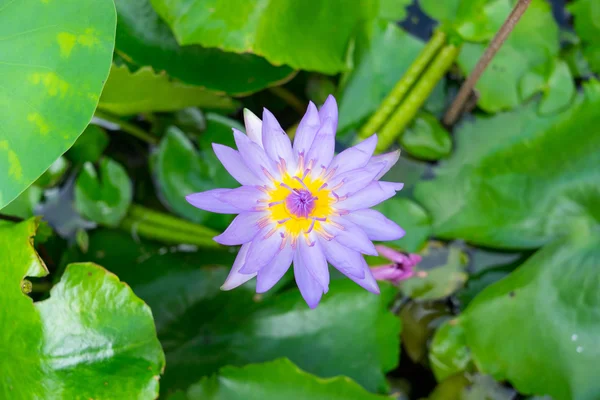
443, 0, 532, 126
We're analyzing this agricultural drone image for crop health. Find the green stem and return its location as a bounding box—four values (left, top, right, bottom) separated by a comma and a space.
128, 204, 219, 238
94, 110, 159, 145
268, 86, 307, 115
376, 44, 460, 152
358, 30, 446, 140
119, 216, 221, 248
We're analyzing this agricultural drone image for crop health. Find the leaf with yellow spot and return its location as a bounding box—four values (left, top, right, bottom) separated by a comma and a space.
0, 218, 165, 398
0, 0, 116, 210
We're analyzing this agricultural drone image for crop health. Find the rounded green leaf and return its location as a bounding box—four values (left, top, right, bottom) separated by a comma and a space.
98, 64, 237, 115
0, 219, 165, 399
75, 158, 133, 227
415, 80, 600, 249
455, 0, 559, 112
152, 120, 240, 229
0, 0, 116, 209
400, 112, 452, 161
150, 0, 379, 74
67, 229, 401, 394
458, 230, 600, 399
399, 242, 468, 300
114, 0, 295, 95
429, 320, 472, 382
179, 359, 392, 400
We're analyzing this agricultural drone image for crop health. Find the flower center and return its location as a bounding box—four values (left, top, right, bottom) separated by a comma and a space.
285, 189, 316, 218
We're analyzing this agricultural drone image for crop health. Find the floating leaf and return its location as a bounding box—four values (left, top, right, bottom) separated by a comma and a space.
569, 0, 600, 75
455, 0, 559, 112
151, 119, 240, 229
400, 112, 452, 160
455, 230, 600, 399
419, 0, 497, 42
415, 81, 600, 249
378, 0, 412, 21
0, 186, 43, 220
519, 59, 575, 115
114, 0, 295, 95
98, 64, 237, 115
75, 158, 133, 227
338, 21, 424, 135
429, 320, 473, 381
0, 0, 115, 209
374, 197, 431, 253
399, 242, 468, 300
67, 229, 400, 394
150, 0, 379, 74
176, 359, 392, 400
34, 157, 70, 188
0, 219, 165, 399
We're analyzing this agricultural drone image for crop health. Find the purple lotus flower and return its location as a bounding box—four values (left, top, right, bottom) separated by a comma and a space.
371, 245, 422, 284
186, 96, 405, 308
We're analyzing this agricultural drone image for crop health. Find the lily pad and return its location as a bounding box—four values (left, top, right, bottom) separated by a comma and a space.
399, 242, 468, 300
75, 158, 133, 227
400, 112, 452, 160
68, 229, 401, 394
150, 0, 379, 74
0, 0, 115, 209
455, 230, 600, 399
176, 359, 392, 400
114, 0, 295, 95
569, 0, 600, 75
0, 219, 165, 399
455, 0, 560, 112
415, 80, 600, 249
98, 64, 237, 115
151, 120, 239, 229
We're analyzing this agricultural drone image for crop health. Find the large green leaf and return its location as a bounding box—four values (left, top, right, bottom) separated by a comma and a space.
569, 0, 600, 75
337, 21, 424, 135
455, 0, 560, 112
455, 229, 600, 399
0, 219, 165, 399
149, 0, 378, 74
68, 229, 400, 395
98, 64, 236, 115
177, 359, 392, 400
114, 0, 295, 95
0, 0, 115, 209
414, 81, 600, 249
400, 112, 452, 161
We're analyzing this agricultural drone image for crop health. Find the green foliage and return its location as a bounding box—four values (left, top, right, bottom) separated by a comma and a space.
177, 359, 393, 400
400, 112, 452, 160
99, 64, 237, 115
114, 0, 296, 95
150, 0, 380, 74
75, 158, 133, 227
569, 0, 600, 75
374, 197, 431, 252
457, 230, 600, 399
66, 125, 110, 165
415, 81, 600, 249
0, 0, 115, 209
0, 219, 164, 399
